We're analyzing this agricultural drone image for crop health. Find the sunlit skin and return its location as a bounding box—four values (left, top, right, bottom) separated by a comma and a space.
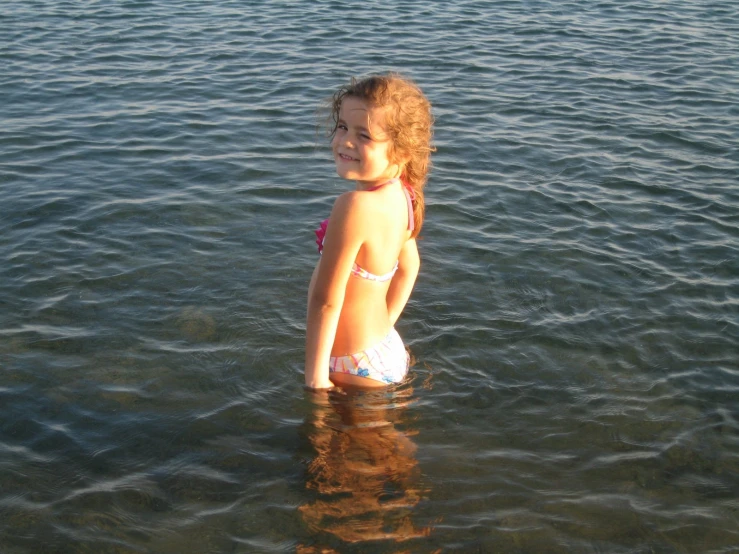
331, 96, 403, 188
305, 97, 420, 390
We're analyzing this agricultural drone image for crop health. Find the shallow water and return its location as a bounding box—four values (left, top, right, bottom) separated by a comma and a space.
2, 0, 738, 552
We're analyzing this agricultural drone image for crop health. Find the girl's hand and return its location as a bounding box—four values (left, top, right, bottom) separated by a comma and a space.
304, 381, 334, 392
304, 369, 334, 391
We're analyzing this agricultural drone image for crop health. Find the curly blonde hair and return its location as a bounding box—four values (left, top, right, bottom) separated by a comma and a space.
328, 73, 434, 237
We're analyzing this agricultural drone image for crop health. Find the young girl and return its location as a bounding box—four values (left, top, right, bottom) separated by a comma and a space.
305, 74, 434, 390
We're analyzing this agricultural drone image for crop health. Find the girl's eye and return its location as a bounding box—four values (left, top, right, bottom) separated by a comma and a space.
360, 133, 371, 140
337, 124, 348, 131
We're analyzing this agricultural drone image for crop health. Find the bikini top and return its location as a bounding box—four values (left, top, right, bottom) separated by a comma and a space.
315, 178, 415, 283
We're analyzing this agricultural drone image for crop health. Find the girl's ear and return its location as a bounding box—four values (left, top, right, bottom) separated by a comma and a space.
392, 161, 408, 179
394, 154, 410, 176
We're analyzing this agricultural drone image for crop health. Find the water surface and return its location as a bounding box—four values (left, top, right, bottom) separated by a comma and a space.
1, 0, 738, 552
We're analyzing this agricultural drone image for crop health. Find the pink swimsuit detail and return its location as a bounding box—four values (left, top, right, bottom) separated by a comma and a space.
314, 178, 415, 283
314, 178, 415, 384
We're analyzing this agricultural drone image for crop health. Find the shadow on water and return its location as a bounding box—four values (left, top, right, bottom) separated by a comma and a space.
296, 385, 435, 553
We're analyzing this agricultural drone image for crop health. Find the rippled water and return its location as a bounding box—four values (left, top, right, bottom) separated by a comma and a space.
2, 0, 738, 552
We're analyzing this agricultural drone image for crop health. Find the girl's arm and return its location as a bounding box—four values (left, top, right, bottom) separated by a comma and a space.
386, 238, 420, 326
305, 193, 364, 390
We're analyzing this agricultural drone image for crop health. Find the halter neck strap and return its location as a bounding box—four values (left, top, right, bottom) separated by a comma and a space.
364, 178, 400, 192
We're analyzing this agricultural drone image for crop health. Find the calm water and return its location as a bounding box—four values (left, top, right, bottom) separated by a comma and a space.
2, 1, 738, 552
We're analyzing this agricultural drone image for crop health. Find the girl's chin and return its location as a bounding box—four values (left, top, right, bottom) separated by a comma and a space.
335, 167, 354, 179
335, 165, 360, 179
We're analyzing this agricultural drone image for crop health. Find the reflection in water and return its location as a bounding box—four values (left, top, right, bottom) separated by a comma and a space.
298, 386, 431, 548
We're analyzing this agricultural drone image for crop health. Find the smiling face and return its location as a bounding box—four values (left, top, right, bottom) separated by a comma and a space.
331, 96, 403, 189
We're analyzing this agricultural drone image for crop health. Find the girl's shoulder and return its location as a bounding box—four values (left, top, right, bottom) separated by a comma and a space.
328, 189, 388, 238
331, 188, 384, 217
